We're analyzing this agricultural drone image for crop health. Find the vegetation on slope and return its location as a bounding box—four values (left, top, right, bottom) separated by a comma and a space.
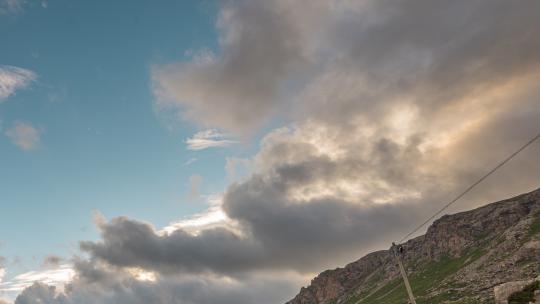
345, 247, 486, 304
528, 215, 540, 236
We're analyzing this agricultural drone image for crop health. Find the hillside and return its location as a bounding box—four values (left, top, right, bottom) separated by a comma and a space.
286, 188, 540, 304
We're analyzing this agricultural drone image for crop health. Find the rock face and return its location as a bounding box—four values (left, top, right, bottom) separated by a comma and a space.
493, 275, 540, 304
286, 188, 540, 304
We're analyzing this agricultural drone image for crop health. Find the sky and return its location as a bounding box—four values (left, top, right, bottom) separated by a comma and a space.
1, 0, 540, 303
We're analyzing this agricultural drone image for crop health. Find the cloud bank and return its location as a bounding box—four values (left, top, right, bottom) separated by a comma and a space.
16, 0, 540, 303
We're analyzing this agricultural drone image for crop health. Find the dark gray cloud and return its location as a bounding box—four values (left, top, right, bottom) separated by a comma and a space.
81, 194, 421, 275
80, 217, 265, 275
15, 283, 67, 304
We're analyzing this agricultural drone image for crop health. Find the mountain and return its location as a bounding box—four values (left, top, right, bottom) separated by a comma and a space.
286, 188, 540, 304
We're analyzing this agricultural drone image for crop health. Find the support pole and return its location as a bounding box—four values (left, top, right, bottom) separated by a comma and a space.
392, 242, 417, 304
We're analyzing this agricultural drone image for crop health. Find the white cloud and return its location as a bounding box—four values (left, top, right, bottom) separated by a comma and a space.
161, 195, 229, 235
183, 157, 198, 166
0, 264, 74, 293
5, 122, 41, 151
0, 65, 36, 101
185, 129, 237, 150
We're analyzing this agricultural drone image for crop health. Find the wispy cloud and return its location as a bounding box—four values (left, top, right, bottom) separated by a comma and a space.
0, 264, 74, 293
0, 65, 36, 101
5, 121, 42, 151
0, 0, 24, 14
185, 129, 237, 150
183, 157, 198, 166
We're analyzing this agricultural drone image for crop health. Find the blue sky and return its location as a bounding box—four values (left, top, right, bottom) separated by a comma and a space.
1, 1, 540, 303
0, 0, 248, 283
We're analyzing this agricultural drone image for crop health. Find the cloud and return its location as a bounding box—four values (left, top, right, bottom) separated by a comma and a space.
94, 0, 540, 292
86, 116, 530, 277
0, 257, 5, 284
14, 259, 301, 304
13, 283, 65, 304
185, 129, 237, 150
76, 106, 540, 301
153, 0, 540, 135
0, 265, 74, 293
182, 157, 197, 166
4, 122, 41, 151
225, 157, 253, 182
0, 66, 36, 101
80, 217, 264, 275
0, 0, 24, 14
152, 0, 311, 133
187, 175, 203, 201
42, 256, 63, 268
161, 198, 229, 235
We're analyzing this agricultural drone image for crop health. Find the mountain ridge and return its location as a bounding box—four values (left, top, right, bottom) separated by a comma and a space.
286, 188, 540, 304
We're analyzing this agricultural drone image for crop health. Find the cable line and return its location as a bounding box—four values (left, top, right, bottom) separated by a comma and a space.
397, 131, 540, 244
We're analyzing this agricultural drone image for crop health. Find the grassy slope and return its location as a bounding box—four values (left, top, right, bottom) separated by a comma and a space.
340, 247, 487, 304
528, 215, 540, 236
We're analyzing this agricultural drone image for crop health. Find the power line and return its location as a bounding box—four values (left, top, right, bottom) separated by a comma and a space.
398, 131, 540, 244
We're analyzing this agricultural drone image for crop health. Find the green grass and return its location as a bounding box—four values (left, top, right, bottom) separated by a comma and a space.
351, 277, 404, 304
528, 216, 540, 236
352, 248, 487, 304
342, 271, 388, 304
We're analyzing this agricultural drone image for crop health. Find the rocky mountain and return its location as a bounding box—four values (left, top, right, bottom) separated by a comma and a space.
286, 188, 540, 304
